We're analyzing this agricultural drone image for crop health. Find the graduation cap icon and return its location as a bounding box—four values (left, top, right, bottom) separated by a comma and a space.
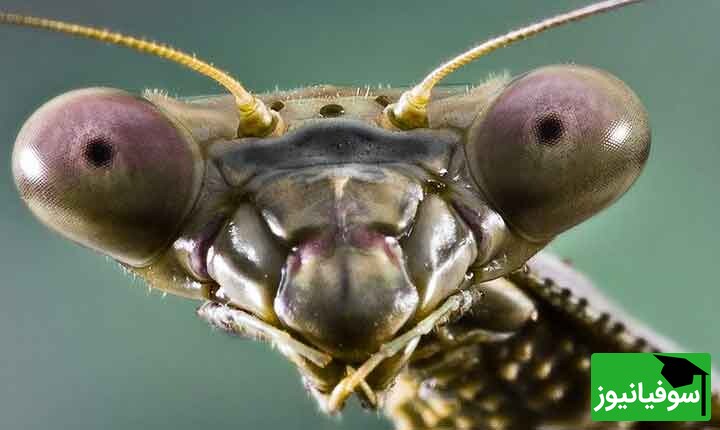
654, 354, 709, 416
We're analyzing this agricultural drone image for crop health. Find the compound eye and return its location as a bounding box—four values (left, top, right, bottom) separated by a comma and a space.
12, 88, 202, 266
466, 65, 651, 242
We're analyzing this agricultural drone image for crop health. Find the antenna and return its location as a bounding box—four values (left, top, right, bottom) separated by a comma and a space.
0, 12, 281, 137
383, 0, 647, 130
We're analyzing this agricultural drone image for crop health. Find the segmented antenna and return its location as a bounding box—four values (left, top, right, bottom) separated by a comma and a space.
384, 0, 647, 130
0, 12, 281, 137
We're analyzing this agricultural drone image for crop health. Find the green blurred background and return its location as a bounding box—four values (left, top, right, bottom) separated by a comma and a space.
1, 1, 718, 429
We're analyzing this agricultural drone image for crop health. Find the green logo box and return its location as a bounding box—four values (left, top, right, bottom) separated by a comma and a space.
591, 353, 711, 422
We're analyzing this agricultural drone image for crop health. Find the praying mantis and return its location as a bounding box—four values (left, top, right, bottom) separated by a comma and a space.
1, 0, 720, 430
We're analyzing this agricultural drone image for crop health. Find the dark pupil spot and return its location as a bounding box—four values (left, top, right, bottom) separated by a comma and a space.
319, 103, 344, 118
83, 137, 115, 168
535, 114, 564, 145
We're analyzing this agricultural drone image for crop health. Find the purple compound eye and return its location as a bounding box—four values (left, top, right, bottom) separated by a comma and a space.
12, 88, 203, 267
466, 65, 651, 242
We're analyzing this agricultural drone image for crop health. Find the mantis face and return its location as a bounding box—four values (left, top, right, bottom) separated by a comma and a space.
2, 1, 717, 428
12, 66, 649, 356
